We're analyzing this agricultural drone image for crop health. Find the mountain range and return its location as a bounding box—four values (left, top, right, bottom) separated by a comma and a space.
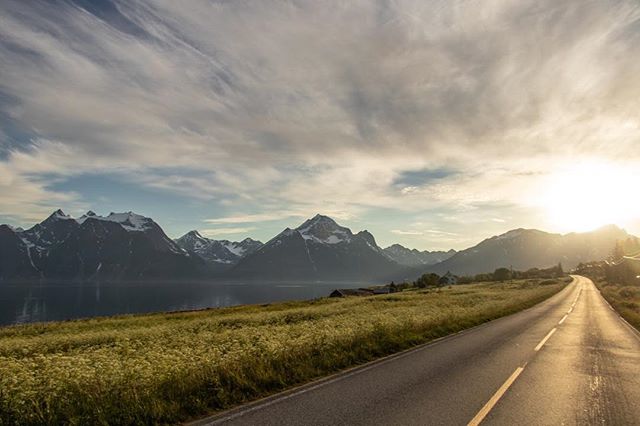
0, 210, 202, 281
174, 230, 263, 272
383, 244, 456, 267
0, 210, 632, 282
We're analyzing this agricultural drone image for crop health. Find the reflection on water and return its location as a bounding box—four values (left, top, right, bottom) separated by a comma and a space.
0, 281, 370, 326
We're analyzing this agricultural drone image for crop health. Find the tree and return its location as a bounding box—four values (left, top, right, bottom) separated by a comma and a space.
415, 273, 440, 288
493, 267, 511, 282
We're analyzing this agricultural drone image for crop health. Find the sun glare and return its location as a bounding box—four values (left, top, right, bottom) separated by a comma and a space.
543, 161, 640, 233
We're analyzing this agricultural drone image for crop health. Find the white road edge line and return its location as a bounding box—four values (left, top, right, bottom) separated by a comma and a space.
534, 328, 557, 351
467, 365, 526, 426
558, 314, 568, 325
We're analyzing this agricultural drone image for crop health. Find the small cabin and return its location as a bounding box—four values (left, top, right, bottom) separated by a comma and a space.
330, 288, 375, 298
438, 271, 458, 286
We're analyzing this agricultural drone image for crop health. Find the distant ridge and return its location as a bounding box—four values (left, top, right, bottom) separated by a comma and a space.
383, 243, 456, 266
0, 211, 631, 283
422, 225, 631, 277
174, 230, 262, 271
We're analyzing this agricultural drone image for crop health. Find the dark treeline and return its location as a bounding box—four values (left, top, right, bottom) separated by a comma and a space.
457, 264, 564, 284
407, 263, 565, 289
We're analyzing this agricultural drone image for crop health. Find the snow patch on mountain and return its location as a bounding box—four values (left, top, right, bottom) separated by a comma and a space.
50, 209, 74, 221
100, 212, 153, 231
296, 214, 353, 245
175, 231, 263, 265
65, 210, 153, 232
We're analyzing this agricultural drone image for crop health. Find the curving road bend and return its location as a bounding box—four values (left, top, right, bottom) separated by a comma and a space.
190, 276, 640, 426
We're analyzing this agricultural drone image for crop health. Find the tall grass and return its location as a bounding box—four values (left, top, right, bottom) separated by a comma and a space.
0, 279, 564, 425
597, 282, 640, 330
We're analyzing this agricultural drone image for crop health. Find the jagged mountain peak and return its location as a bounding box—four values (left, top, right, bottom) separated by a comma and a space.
231, 215, 401, 280
296, 214, 352, 244
0, 224, 15, 233
45, 209, 73, 222
297, 214, 340, 230
174, 231, 264, 266
183, 230, 206, 240
356, 229, 378, 247
99, 212, 154, 232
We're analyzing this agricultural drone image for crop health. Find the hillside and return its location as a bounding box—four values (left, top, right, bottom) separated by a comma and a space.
424, 225, 629, 276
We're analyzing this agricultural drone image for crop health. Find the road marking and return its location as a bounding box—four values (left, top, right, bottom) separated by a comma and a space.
568, 307, 573, 314
467, 365, 526, 426
558, 314, 568, 325
534, 328, 557, 351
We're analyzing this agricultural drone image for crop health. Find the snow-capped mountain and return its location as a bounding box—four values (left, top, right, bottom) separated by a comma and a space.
20, 209, 80, 253
425, 225, 631, 276
2, 210, 632, 283
175, 230, 262, 268
0, 210, 203, 282
383, 244, 456, 267
229, 214, 402, 280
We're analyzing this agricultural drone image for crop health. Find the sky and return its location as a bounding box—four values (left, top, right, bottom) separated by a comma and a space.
1, 0, 640, 251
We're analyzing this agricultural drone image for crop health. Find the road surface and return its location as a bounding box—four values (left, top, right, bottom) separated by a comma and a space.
191, 276, 640, 425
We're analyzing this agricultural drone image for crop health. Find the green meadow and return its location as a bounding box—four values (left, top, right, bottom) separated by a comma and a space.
0, 279, 566, 425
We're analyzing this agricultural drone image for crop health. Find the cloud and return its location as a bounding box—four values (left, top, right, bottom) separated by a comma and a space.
391, 229, 424, 236
200, 227, 256, 237
1, 0, 640, 243
204, 212, 305, 224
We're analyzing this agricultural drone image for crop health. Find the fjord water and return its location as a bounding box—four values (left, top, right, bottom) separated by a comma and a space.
0, 281, 368, 326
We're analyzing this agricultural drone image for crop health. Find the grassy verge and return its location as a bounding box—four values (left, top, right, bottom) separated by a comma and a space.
594, 280, 640, 331
0, 279, 565, 425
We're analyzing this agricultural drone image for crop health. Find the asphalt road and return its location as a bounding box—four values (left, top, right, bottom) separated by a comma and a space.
191, 276, 640, 426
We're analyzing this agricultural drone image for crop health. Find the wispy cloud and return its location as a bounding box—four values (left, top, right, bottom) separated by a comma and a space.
205, 212, 305, 224
200, 227, 256, 237
1, 0, 640, 246
391, 230, 424, 236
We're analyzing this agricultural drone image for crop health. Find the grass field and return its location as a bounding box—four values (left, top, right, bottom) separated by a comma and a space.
0, 279, 566, 425
596, 281, 640, 331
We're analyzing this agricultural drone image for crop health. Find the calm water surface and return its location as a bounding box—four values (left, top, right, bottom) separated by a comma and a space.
0, 281, 370, 326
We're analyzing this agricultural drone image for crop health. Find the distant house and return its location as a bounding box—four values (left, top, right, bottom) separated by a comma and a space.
438, 271, 458, 286
330, 288, 375, 298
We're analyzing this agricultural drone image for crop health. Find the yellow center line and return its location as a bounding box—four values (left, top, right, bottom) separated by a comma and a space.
467, 364, 527, 426
534, 328, 557, 351
558, 314, 568, 325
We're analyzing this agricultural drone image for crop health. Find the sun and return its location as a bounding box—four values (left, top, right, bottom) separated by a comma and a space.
542, 161, 640, 233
